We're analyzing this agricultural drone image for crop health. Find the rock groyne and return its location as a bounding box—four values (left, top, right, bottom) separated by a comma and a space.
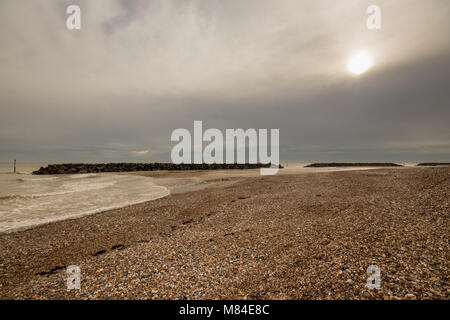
33, 163, 282, 175
305, 163, 403, 168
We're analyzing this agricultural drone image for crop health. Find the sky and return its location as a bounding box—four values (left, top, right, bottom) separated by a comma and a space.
0, 0, 449, 163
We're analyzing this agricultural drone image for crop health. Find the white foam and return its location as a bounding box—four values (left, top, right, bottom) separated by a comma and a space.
0, 173, 170, 234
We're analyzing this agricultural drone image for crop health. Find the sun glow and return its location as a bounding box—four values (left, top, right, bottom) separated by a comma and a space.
347, 51, 372, 75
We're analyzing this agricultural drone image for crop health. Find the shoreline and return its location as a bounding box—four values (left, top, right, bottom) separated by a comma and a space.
0, 166, 448, 299
0, 166, 399, 235
0, 185, 170, 235
0, 170, 247, 235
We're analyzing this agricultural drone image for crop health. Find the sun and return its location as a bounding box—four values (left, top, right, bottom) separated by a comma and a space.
347, 51, 372, 75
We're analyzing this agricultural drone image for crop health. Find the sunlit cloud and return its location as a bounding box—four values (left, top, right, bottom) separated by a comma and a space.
131, 150, 149, 156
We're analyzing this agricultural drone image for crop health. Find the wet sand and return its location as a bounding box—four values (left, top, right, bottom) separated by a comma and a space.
0, 166, 448, 299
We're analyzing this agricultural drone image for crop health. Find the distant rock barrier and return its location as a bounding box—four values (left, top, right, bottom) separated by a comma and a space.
305, 163, 403, 168
33, 163, 283, 175
417, 163, 450, 166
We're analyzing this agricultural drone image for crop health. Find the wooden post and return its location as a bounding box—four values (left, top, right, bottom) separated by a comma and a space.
14, 159, 16, 174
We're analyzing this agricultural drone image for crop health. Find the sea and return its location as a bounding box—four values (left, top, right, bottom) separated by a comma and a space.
0, 162, 169, 233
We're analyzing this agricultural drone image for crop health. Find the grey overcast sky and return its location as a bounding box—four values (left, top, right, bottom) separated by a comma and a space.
0, 0, 449, 162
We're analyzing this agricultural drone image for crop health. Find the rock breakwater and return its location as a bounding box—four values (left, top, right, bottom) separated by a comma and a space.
305, 163, 403, 168
33, 163, 282, 175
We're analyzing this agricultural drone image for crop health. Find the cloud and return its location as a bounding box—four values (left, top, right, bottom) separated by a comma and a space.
0, 0, 449, 162
131, 150, 150, 156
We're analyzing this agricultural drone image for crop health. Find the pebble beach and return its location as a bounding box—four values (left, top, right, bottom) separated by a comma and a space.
0, 166, 448, 299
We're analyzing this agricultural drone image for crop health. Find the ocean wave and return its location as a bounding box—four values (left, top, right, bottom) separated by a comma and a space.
17, 177, 59, 182
0, 181, 116, 201
0, 191, 75, 201
69, 173, 98, 179
0, 185, 170, 234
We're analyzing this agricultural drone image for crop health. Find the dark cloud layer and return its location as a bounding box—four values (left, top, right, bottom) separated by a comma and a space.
0, 0, 449, 162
